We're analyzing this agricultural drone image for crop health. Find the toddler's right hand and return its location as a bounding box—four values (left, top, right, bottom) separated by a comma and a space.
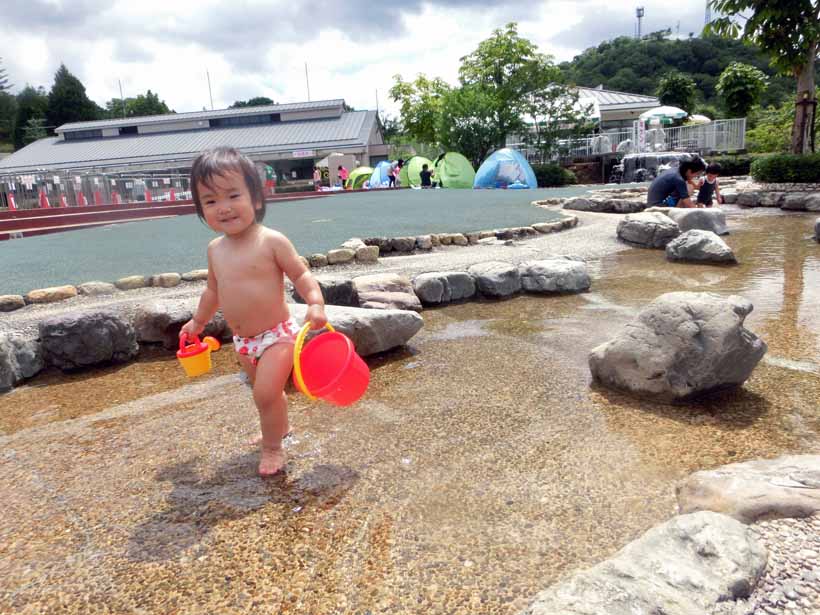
179, 318, 205, 339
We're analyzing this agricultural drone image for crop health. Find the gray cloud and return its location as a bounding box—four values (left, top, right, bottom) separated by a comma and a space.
1, 0, 107, 30
551, 2, 707, 55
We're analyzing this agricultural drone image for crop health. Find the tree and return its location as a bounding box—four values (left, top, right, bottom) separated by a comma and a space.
458, 22, 559, 147
524, 85, 595, 161
104, 90, 172, 119
46, 64, 100, 130
436, 85, 504, 167
656, 71, 697, 112
389, 74, 450, 144
0, 92, 16, 143
380, 114, 403, 142
229, 96, 274, 108
709, 0, 820, 153
716, 62, 768, 117
13, 85, 48, 150
22, 117, 47, 145
746, 88, 820, 152
0, 57, 12, 92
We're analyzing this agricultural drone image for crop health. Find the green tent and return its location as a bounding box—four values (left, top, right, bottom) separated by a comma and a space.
346, 166, 374, 189
433, 152, 476, 189
399, 156, 433, 188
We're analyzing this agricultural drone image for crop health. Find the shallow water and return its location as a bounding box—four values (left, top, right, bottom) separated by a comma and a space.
1, 207, 818, 614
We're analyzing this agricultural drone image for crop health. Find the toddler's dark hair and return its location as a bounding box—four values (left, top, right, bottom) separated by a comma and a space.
705, 162, 722, 175
190, 146, 265, 222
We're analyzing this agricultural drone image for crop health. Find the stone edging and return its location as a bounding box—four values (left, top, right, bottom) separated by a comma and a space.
0, 213, 579, 313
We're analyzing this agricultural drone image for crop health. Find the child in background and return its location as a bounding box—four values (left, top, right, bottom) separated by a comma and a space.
338, 165, 349, 189
180, 147, 327, 476
419, 163, 434, 188
697, 162, 723, 207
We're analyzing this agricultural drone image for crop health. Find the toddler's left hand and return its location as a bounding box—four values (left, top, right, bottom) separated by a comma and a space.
306, 304, 328, 330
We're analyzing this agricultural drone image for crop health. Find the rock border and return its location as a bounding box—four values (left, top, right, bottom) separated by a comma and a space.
1, 214, 579, 312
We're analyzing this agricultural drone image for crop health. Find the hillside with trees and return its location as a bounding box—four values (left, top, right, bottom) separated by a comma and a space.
560, 33, 802, 111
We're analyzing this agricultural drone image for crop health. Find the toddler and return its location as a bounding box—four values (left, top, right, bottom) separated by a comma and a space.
696, 162, 723, 207
180, 147, 327, 476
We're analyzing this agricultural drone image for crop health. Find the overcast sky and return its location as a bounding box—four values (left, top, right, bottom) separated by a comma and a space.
0, 0, 710, 118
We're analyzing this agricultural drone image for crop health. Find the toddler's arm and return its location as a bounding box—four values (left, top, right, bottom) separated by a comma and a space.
273, 234, 327, 329
180, 247, 219, 338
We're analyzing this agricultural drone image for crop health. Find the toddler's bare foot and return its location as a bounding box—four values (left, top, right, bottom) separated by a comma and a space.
259, 445, 287, 476
247, 430, 291, 446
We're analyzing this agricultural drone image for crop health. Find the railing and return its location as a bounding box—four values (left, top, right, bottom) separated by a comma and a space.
507, 118, 746, 162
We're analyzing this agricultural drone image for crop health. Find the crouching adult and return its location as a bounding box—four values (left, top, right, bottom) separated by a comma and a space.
646, 156, 707, 208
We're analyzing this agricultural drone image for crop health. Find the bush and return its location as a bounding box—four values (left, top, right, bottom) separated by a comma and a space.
706, 155, 755, 176
533, 163, 576, 187
750, 153, 820, 183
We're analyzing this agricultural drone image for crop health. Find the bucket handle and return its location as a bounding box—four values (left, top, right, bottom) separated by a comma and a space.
293, 322, 335, 400
179, 333, 202, 352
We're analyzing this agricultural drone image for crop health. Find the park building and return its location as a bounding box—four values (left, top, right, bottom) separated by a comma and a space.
0, 99, 389, 206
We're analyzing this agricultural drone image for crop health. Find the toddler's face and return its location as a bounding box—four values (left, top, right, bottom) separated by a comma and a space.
198, 170, 260, 236
706, 173, 718, 182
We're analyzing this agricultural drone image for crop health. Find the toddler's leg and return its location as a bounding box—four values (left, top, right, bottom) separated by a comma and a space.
252, 343, 294, 476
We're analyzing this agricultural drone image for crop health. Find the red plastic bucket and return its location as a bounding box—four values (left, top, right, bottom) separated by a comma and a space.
293, 324, 369, 406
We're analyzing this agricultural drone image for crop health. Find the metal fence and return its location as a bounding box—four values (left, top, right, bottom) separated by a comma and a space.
508, 118, 746, 162
0, 170, 195, 211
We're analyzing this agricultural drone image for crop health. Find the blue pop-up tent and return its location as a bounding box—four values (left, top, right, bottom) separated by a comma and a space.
473, 148, 537, 189
368, 160, 394, 189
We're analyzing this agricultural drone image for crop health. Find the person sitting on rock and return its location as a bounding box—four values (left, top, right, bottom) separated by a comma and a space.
646, 156, 707, 208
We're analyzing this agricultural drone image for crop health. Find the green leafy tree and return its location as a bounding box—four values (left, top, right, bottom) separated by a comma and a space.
656, 71, 697, 112
104, 90, 173, 118
13, 85, 48, 150
229, 96, 274, 108
524, 85, 595, 161
746, 87, 820, 152
0, 92, 16, 143
436, 85, 504, 167
22, 117, 47, 145
458, 22, 559, 147
46, 64, 100, 130
708, 0, 820, 153
380, 114, 403, 142
389, 74, 450, 144
716, 62, 768, 118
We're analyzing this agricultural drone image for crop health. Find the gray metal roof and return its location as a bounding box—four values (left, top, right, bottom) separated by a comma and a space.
0, 110, 379, 174
577, 87, 659, 109
57, 99, 346, 133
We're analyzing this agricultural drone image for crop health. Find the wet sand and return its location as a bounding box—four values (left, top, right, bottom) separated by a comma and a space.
1, 207, 818, 614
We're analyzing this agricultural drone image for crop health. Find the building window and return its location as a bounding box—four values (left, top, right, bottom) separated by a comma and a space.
64, 129, 103, 141
119, 126, 138, 135
209, 113, 281, 128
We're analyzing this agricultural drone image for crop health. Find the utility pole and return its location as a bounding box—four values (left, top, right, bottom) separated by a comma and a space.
206, 70, 214, 110
118, 79, 126, 118
305, 63, 311, 102
636, 7, 645, 39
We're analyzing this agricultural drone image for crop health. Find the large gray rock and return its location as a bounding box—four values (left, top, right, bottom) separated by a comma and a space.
40, 311, 139, 370
77, 281, 117, 296
519, 258, 591, 293
389, 236, 417, 253
736, 192, 761, 208
288, 303, 423, 356
665, 230, 737, 264
616, 212, 680, 248
467, 261, 521, 297
134, 300, 228, 349
722, 191, 738, 204
759, 192, 784, 207
815, 217, 820, 242
326, 248, 355, 265
352, 273, 422, 311
677, 455, 820, 523
520, 511, 767, 615
589, 292, 767, 401
412, 271, 476, 305
0, 333, 43, 392
805, 194, 820, 211
293, 275, 358, 307
781, 192, 808, 211
666, 208, 729, 235
563, 197, 644, 214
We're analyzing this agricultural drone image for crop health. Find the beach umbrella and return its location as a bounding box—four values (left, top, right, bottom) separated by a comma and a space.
686, 114, 712, 125
639, 106, 688, 125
